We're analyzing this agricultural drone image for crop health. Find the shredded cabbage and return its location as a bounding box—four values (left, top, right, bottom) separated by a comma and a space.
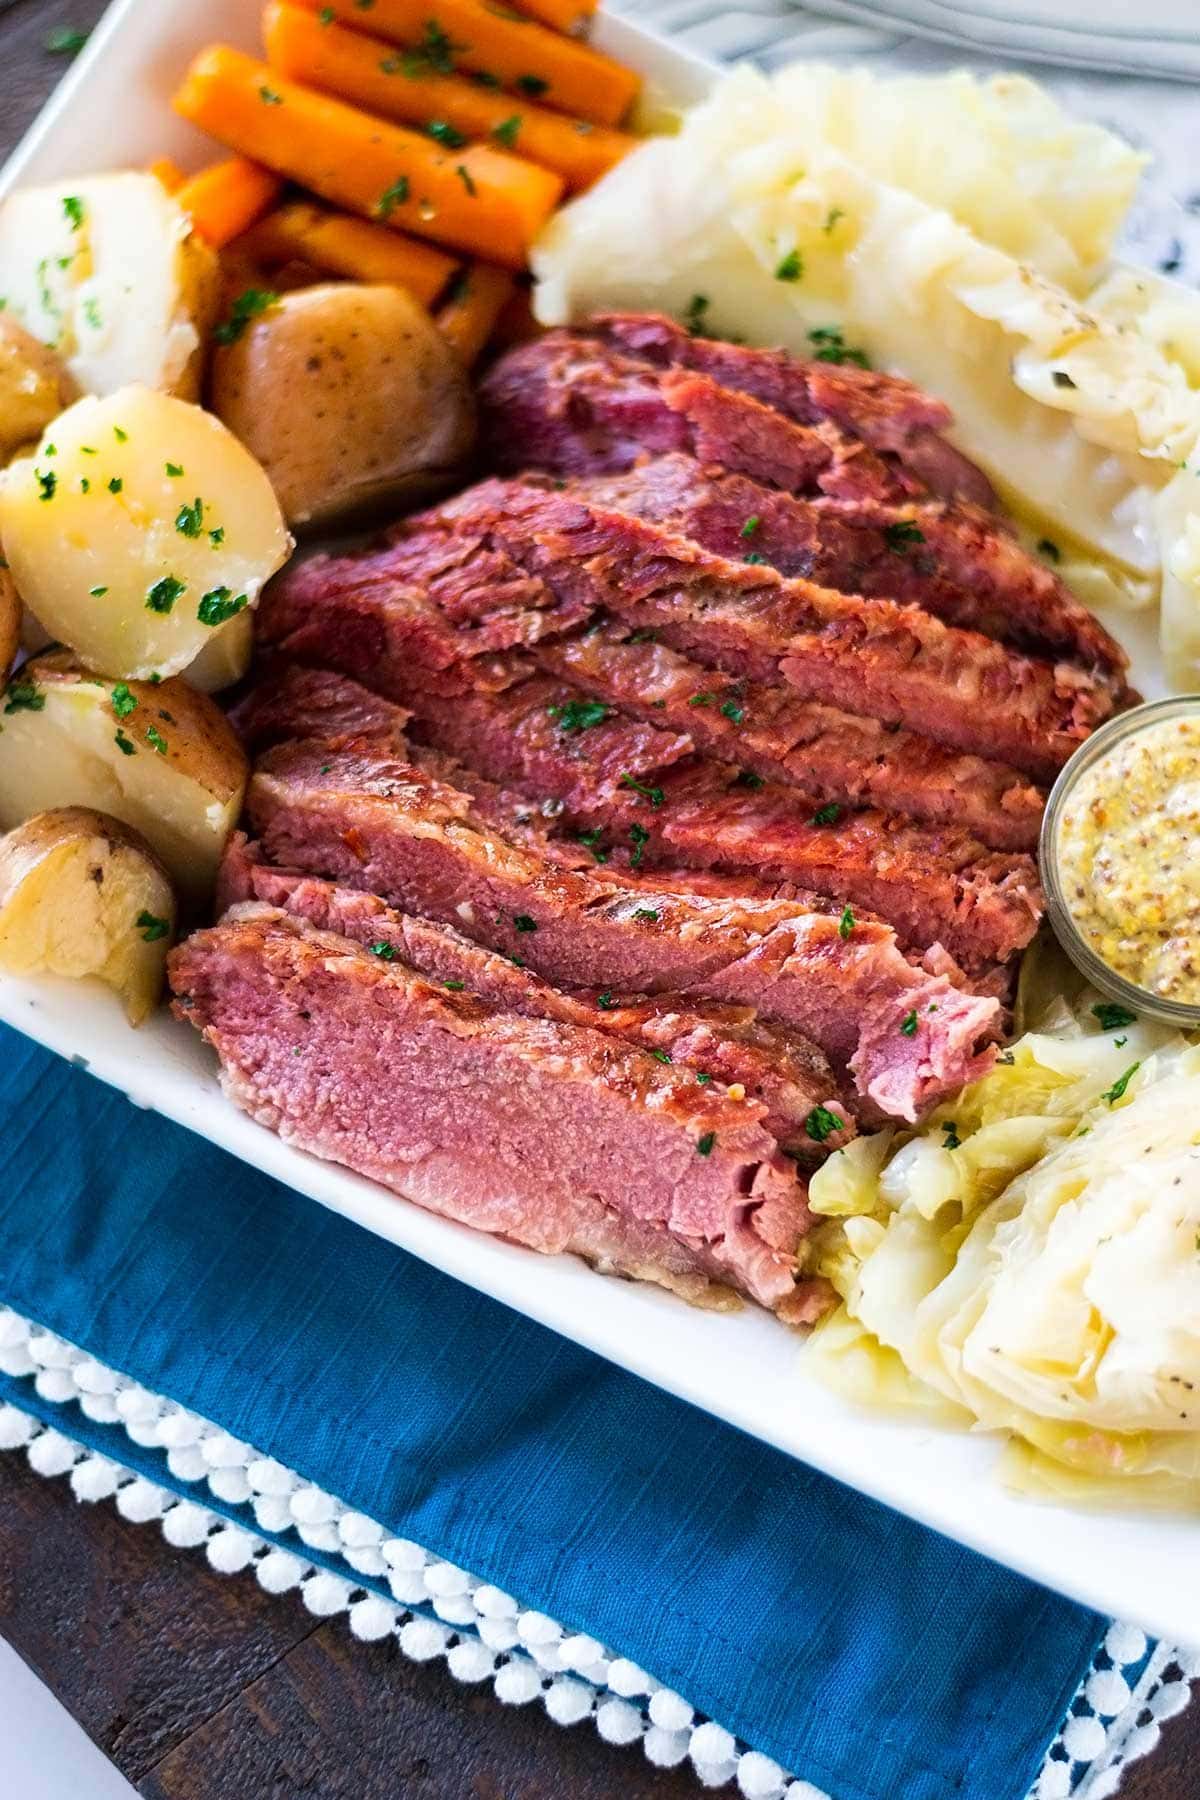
806, 995, 1200, 1507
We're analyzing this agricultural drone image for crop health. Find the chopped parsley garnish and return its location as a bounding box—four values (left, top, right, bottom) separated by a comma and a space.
3, 680, 44, 715
695, 1072, 713, 1085
136, 910, 170, 942
46, 27, 89, 56
356, 0, 376, 8
547, 697, 609, 733
165, 461, 184, 478
720, 699, 744, 723
368, 941, 397, 959
62, 195, 86, 232
258, 85, 284, 105
1101, 1063, 1140, 1105
145, 725, 168, 756
629, 822, 649, 868
650, 1049, 672, 1064
633, 907, 659, 923
107, 476, 123, 494
576, 827, 609, 863
823, 208, 845, 233
807, 325, 870, 369
1037, 538, 1061, 563
774, 250, 803, 283
209, 526, 226, 547
318, 5, 336, 20
399, 20, 460, 75
899, 1009, 919, 1037
683, 293, 709, 337
491, 115, 522, 148
455, 164, 477, 197
79, 477, 90, 493
696, 1132, 716, 1157
114, 728, 135, 755
619, 773, 664, 807
82, 297, 102, 330
443, 979, 465, 990
471, 69, 502, 87
213, 287, 279, 345
36, 468, 56, 501
89, 584, 107, 597
883, 520, 926, 552
811, 802, 840, 826
197, 586, 249, 627
744, 551, 766, 565
805, 1104, 843, 1143
516, 74, 549, 96
942, 1121, 962, 1150
838, 904, 855, 939
688, 692, 713, 708
627, 629, 657, 645
110, 683, 137, 719
1092, 1001, 1136, 1030
146, 575, 185, 615
113, 425, 128, 442
427, 119, 467, 148
728, 772, 762, 795
175, 496, 205, 537
375, 176, 411, 217
513, 914, 537, 932
1052, 370, 1077, 389
596, 989, 615, 1010
740, 515, 760, 539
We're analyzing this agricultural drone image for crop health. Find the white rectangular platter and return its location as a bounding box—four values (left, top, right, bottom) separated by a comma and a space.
2, 0, 1196, 1646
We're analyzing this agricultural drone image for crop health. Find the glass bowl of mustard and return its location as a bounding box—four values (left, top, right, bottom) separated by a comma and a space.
1041, 694, 1200, 1026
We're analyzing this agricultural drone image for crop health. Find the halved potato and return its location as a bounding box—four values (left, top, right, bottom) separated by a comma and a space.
0, 563, 16, 683
0, 652, 248, 899
0, 314, 74, 461
0, 806, 175, 1024
210, 283, 475, 530
0, 172, 219, 400
0, 385, 291, 682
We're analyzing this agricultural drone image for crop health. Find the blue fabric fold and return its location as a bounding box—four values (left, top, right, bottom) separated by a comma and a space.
0, 1026, 1100, 1800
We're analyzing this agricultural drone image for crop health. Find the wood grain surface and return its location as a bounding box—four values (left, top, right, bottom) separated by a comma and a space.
0, 4, 1197, 1798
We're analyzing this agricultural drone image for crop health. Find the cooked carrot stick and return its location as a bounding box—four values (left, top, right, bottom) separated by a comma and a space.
241, 200, 457, 307
436, 261, 515, 363
286, 0, 639, 127
263, 3, 632, 192
505, 0, 596, 34
175, 157, 285, 248
148, 157, 187, 194
173, 47, 563, 268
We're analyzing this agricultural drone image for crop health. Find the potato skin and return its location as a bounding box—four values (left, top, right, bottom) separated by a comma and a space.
0, 314, 73, 461
0, 565, 17, 685
0, 804, 169, 901
210, 283, 476, 530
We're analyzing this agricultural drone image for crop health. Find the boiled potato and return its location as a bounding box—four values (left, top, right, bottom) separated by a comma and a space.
0, 563, 16, 682
211, 283, 475, 530
0, 173, 219, 400
0, 807, 175, 1024
0, 314, 73, 461
0, 385, 291, 682
0, 652, 248, 899
183, 606, 253, 693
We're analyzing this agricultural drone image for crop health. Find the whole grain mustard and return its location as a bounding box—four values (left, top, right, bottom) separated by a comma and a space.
1057, 715, 1200, 1004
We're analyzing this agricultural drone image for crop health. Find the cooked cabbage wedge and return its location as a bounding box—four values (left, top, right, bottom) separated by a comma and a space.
805, 990, 1200, 1506
534, 61, 1200, 680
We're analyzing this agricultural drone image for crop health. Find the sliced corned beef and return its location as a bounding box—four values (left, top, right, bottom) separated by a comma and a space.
169, 908, 820, 1312
588, 311, 997, 508
245, 735, 1000, 1120
414, 480, 1124, 778
221, 841, 856, 1159
579, 453, 1128, 678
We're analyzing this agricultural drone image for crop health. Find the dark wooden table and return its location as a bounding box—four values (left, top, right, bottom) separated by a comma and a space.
2, 4, 1198, 1796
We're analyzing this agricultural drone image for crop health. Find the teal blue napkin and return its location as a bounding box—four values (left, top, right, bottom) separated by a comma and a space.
0, 1025, 1101, 1800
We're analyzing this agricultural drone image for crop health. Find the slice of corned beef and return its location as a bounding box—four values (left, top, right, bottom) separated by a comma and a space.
245, 736, 1000, 1120
229, 664, 412, 753
170, 908, 820, 1313
221, 842, 855, 1159
416, 480, 1124, 779
589, 311, 997, 507
579, 453, 1129, 679
478, 332, 913, 503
